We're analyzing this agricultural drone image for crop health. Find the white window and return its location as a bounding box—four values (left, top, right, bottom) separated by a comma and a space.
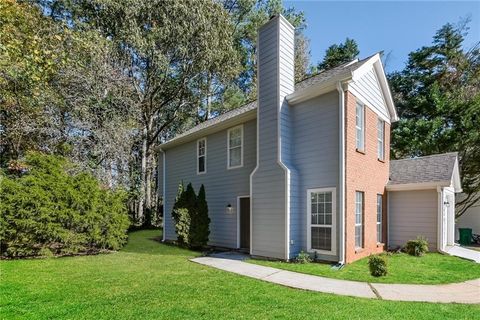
377, 194, 383, 243
227, 125, 243, 169
355, 191, 364, 248
356, 102, 365, 151
307, 188, 336, 255
197, 138, 206, 174
377, 119, 384, 160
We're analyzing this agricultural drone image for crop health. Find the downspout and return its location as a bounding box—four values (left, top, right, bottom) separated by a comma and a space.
160, 148, 166, 242
336, 82, 346, 265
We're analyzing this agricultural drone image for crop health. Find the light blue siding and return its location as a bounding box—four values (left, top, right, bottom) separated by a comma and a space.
162, 120, 256, 248
251, 16, 295, 259
290, 91, 340, 261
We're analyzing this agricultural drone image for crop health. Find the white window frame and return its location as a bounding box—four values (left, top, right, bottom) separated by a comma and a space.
377, 194, 383, 244
197, 138, 207, 175
355, 191, 364, 249
356, 102, 365, 151
377, 119, 385, 160
307, 187, 336, 255
227, 125, 244, 170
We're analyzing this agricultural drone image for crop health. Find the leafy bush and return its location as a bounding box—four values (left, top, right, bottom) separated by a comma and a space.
368, 254, 388, 277
0, 153, 130, 258
171, 182, 210, 249
404, 237, 429, 256
294, 250, 312, 264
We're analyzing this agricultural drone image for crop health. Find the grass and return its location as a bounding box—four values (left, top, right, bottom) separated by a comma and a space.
249, 252, 480, 285
1, 230, 479, 319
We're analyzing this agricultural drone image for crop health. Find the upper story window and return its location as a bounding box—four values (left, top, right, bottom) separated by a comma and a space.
197, 138, 206, 174
227, 125, 243, 169
377, 119, 385, 160
355, 102, 365, 151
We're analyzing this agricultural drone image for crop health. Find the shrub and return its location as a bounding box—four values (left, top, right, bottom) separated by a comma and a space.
294, 250, 312, 264
368, 254, 388, 277
404, 237, 429, 256
190, 185, 210, 249
171, 182, 210, 249
0, 152, 130, 258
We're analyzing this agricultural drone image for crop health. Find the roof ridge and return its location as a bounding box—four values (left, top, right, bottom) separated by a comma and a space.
391, 152, 458, 162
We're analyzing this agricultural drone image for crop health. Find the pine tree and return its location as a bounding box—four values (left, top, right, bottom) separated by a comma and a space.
191, 184, 210, 248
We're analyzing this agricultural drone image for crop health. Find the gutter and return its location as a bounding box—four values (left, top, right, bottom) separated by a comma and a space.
159, 148, 166, 242
337, 81, 346, 265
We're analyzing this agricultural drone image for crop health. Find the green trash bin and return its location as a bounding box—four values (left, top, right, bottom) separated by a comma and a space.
458, 228, 472, 246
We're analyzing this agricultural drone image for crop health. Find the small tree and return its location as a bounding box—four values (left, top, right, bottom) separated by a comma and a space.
191, 184, 210, 249
171, 182, 210, 249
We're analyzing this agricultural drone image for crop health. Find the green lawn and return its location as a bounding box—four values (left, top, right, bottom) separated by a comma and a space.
1, 230, 479, 319
249, 252, 480, 285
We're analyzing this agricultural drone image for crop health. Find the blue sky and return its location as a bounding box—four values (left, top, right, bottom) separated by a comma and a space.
284, 1, 480, 72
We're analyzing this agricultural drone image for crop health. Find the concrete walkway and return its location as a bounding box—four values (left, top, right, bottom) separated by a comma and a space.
191, 253, 480, 304
445, 245, 480, 263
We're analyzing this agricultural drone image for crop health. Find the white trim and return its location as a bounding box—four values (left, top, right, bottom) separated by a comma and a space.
275, 17, 291, 260
437, 186, 443, 252
307, 187, 337, 256
377, 119, 385, 161
196, 137, 207, 175
227, 125, 244, 170
355, 191, 364, 249
355, 101, 365, 151
376, 194, 383, 243
336, 82, 346, 265
386, 181, 451, 191
237, 195, 250, 249
160, 148, 166, 242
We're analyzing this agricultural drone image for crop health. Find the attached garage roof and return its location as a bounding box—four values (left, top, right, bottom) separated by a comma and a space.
388, 152, 462, 192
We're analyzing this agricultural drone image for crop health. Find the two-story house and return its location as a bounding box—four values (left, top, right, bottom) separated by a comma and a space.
158, 15, 462, 264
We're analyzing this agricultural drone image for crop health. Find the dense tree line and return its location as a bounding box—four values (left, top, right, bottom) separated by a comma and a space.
2, 0, 476, 224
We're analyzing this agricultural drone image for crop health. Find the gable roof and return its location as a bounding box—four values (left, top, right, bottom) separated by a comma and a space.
388, 152, 462, 192
161, 53, 397, 149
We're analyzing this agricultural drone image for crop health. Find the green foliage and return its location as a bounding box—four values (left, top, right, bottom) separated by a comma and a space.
191, 185, 210, 249
294, 250, 312, 264
317, 38, 359, 71
0, 152, 130, 257
389, 21, 480, 216
171, 182, 210, 248
404, 237, 429, 257
368, 254, 388, 277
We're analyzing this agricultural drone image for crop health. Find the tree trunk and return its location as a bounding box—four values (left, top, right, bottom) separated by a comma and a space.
138, 125, 148, 224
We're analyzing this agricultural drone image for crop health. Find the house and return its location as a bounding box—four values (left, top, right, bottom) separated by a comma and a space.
387, 153, 462, 252
158, 15, 462, 264
456, 196, 480, 239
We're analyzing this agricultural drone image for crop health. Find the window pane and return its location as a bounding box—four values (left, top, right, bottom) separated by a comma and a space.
325, 192, 332, 202
318, 193, 325, 202
198, 156, 205, 173
311, 227, 331, 251
325, 202, 332, 214
229, 128, 241, 147
325, 214, 332, 225
229, 147, 241, 167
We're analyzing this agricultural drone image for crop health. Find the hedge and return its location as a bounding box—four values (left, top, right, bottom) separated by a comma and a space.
0, 152, 130, 258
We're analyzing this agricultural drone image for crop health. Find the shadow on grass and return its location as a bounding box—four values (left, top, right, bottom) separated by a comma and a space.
120, 229, 202, 258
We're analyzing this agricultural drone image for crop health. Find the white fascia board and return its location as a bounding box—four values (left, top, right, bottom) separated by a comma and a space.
386, 181, 451, 191
451, 159, 463, 192
351, 54, 399, 122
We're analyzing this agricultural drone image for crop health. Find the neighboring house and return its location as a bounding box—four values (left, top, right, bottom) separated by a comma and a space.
158, 15, 462, 264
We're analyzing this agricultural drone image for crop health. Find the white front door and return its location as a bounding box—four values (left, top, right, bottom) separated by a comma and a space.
307, 188, 336, 255
442, 190, 455, 250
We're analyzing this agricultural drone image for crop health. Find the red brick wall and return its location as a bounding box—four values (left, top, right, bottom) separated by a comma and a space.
344, 91, 390, 263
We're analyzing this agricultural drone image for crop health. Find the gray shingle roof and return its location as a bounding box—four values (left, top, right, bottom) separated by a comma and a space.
161, 54, 375, 147
294, 57, 371, 92
162, 101, 257, 146
389, 152, 458, 185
